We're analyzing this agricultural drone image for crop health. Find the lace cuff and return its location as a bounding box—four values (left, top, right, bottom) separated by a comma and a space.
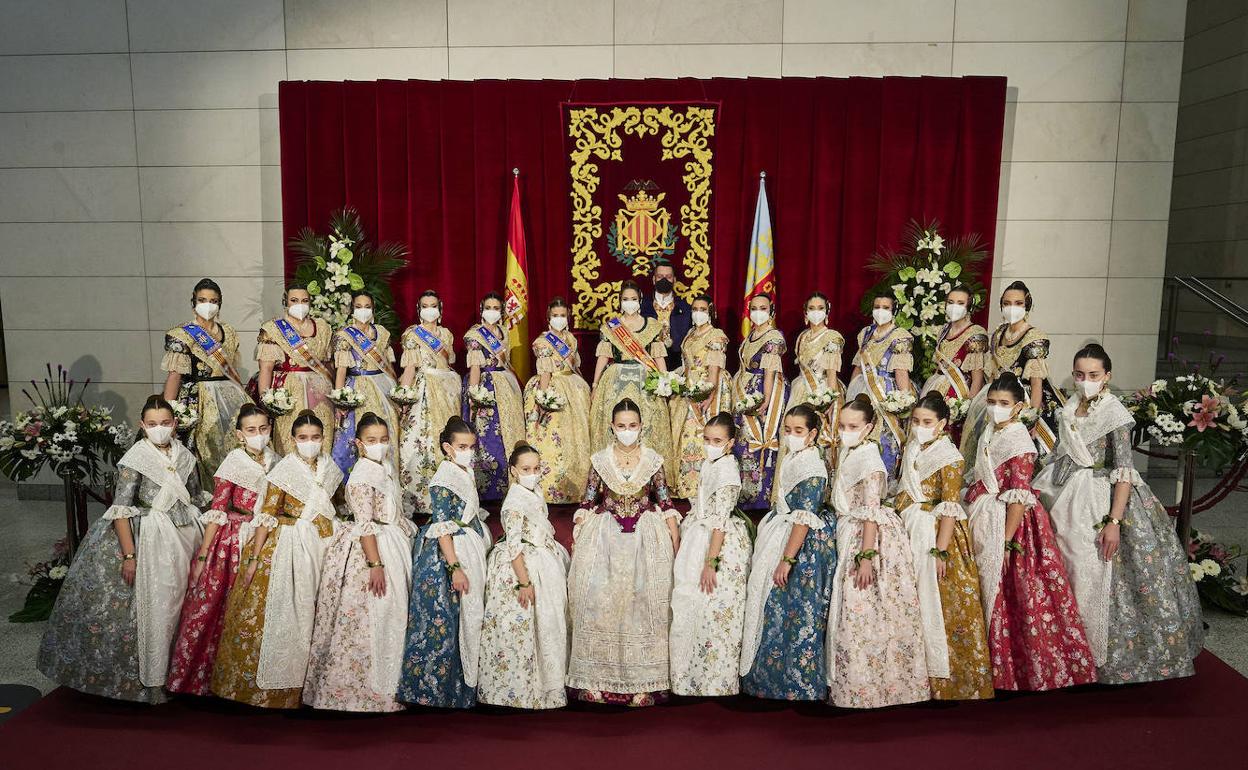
788, 509, 827, 529
889, 352, 914, 372
1109, 467, 1144, 486
760, 352, 783, 373
961, 351, 986, 372
1022, 358, 1049, 380
660, 507, 682, 522
199, 509, 229, 526
355, 521, 380, 537
255, 341, 284, 363
334, 348, 354, 369
160, 350, 192, 376
998, 489, 1037, 508
704, 349, 727, 369
932, 501, 967, 521
841, 506, 885, 524
103, 505, 144, 521
252, 512, 279, 529
425, 520, 460, 539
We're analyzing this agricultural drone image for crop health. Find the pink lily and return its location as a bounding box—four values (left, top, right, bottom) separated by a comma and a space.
1189, 394, 1221, 432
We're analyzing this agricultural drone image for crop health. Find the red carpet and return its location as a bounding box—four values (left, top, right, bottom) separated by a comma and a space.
1, 651, 1244, 769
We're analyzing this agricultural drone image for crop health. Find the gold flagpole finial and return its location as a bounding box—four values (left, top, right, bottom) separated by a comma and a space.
512, 167, 520, 177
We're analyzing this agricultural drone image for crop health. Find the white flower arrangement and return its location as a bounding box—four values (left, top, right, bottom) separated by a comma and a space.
643, 370, 685, 399
260, 387, 295, 416
388, 385, 421, 406
467, 384, 496, 407
734, 391, 764, 416
534, 388, 568, 412
1200, 558, 1222, 577
328, 386, 366, 409
804, 385, 840, 410
1017, 405, 1041, 427
880, 390, 916, 415
683, 378, 715, 403
48, 565, 68, 580
946, 396, 970, 421
170, 400, 199, 431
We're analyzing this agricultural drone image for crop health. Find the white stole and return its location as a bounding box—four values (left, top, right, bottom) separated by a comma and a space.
968, 421, 1035, 629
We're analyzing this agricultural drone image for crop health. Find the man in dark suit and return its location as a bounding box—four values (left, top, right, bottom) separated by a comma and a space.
640, 263, 691, 372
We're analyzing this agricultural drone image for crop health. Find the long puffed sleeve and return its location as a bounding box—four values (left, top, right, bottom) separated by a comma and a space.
704, 485, 740, 531
103, 466, 144, 520
759, 338, 785, 373
464, 335, 489, 369
648, 339, 668, 361
703, 333, 729, 370
333, 333, 355, 369
255, 327, 285, 363
346, 482, 383, 537
534, 342, 561, 375
818, 337, 844, 376
424, 485, 468, 539
997, 453, 1039, 508
1021, 339, 1050, 380
932, 459, 968, 520
840, 471, 890, 524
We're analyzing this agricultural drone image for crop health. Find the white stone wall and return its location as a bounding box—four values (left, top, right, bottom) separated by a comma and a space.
0, 0, 1185, 420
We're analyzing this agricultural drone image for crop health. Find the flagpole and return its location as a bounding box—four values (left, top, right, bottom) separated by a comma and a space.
504, 167, 531, 381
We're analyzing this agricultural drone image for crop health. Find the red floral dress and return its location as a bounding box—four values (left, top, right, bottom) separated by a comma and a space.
966, 451, 1096, 691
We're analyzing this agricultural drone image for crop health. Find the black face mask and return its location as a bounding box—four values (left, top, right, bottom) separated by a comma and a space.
655, 278, 674, 294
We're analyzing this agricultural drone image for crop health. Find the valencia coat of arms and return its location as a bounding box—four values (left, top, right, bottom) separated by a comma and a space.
607, 180, 678, 271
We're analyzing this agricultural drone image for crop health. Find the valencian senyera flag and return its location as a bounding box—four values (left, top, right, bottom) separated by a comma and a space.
742, 173, 775, 336
503, 170, 531, 381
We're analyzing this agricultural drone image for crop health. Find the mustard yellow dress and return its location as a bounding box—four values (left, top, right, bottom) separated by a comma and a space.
670, 325, 731, 499
522, 329, 591, 503
589, 317, 676, 481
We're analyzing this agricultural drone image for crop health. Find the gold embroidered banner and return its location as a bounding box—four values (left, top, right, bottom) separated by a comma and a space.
563, 102, 717, 329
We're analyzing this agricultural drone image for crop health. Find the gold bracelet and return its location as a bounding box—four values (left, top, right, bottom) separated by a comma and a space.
122, 553, 136, 561
366, 560, 384, 569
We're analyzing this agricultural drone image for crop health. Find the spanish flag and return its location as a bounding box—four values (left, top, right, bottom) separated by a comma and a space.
741, 172, 775, 337
503, 169, 531, 381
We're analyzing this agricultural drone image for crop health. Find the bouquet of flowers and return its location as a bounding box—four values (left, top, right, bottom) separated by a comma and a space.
1017, 405, 1040, 428
734, 391, 764, 416
8, 538, 70, 623
328, 386, 367, 409
862, 220, 988, 382
804, 385, 840, 410
534, 388, 568, 413
946, 396, 970, 422
880, 390, 916, 415
467, 384, 497, 408
1187, 528, 1248, 616
0, 365, 131, 484
260, 387, 295, 416
388, 384, 422, 406
170, 399, 199, 432
643, 370, 685, 398
683, 378, 715, 403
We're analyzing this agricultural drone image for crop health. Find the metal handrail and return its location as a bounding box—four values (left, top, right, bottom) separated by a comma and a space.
1161, 276, 1248, 361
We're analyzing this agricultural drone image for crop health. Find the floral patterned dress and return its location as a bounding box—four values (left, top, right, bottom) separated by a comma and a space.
38, 439, 204, 703
671, 324, 732, 499
786, 326, 846, 476
330, 323, 399, 475
167, 447, 276, 696
567, 447, 679, 706
966, 420, 1096, 691
670, 454, 750, 696
919, 321, 988, 447
826, 442, 929, 709
478, 483, 570, 709
894, 437, 993, 700
962, 324, 1063, 461
847, 324, 915, 476
733, 325, 789, 511
397, 323, 460, 515
740, 447, 834, 701
1034, 394, 1202, 685
303, 458, 415, 712
522, 329, 591, 503
255, 317, 335, 456
462, 323, 526, 502
398, 461, 491, 709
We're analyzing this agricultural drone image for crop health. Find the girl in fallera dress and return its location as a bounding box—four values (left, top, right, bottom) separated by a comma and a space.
1034, 344, 1202, 685
255, 283, 336, 457
670, 293, 732, 499
567, 399, 680, 707
733, 292, 789, 511
521, 297, 591, 503
304, 413, 415, 712
330, 290, 400, 475
894, 393, 993, 701
462, 291, 526, 502
161, 278, 251, 489
826, 396, 929, 709
589, 282, 677, 483
786, 291, 846, 476
167, 403, 277, 697
966, 373, 1095, 691
477, 442, 571, 709
211, 411, 342, 708
920, 286, 989, 447
740, 405, 835, 701
398, 417, 492, 709
397, 289, 461, 515
670, 413, 751, 697
847, 293, 915, 477
39, 396, 204, 703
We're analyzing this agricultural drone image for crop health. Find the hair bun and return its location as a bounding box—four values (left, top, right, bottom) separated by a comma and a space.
512, 439, 532, 451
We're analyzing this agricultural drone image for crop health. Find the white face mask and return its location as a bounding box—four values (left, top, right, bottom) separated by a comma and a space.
419, 306, 441, 323
352, 307, 374, 324
454, 448, 475, 468
549, 316, 568, 331
839, 428, 863, 449
287, 302, 311, 320
195, 301, 219, 320
145, 425, 174, 446
244, 433, 270, 452
704, 443, 726, 461
620, 299, 641, 316
945, 303, 967, 322
482, 308, 502, 325
517, 473, 541, 491
691, 310, 710, 327
749, 309, 771, 327
988, 404, 1016, 425
911, 425, 937, 444
1001, 305, 1027, 324
362, 442, 389, 462
805, 309, 827, 326
785, 434, 809, 453
615, 428, 640, 446
296, 440, 321, 459
1079, 379, 1105, 398
872, 308, 893, 326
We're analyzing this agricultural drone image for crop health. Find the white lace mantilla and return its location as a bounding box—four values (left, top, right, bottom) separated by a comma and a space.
830, 442, 885, 519
590, 446, 665, 497
106, 439, 198, 520
266, 453, 343, 522
213, 447, 276, 495
348, 456, 412, 535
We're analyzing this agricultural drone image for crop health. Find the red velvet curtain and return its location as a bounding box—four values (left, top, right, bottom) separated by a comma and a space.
279, 77, 1006, 358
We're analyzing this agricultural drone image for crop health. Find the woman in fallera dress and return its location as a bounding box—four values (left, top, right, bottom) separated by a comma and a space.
477, 442, 571, 709
894, 393, 993, 701
1034, 344, 1202, 685
739, 405, 834, 701
167, 403, 277, 697
521, 297, 591, 503
161, 278, 251, 489
847, 293, 915, 477
39, 396, 204, 703
786, 291, 846, 475
255, 283, 336, 457
920, 286, 989, 447
733, 292, 789, 511
966, 373, 1095, 691
304, 413, 415, 712
826, 396, 929, 709
670, 413, 750, 697
397, 290, 461, 515
398, 416, 492, 709
462, 291, 526, 502
670, 294, 732, 499
330, 291, 399, 475
567, 398, 680, 707
211, 411, 342, 708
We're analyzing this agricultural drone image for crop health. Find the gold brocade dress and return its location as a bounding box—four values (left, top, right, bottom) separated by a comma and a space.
255, 317, 335, 456
961, 324, 1063, 461
670, 325, 732, 499
522, 330, 592, 503
785, 326, 846, 476
397, 323, 461, 515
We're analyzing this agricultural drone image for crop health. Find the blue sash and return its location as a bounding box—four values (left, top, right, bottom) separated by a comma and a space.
181, 322, 245, 389
476, 325, 504, 356
542, 331, 572, 361
344, 324, 394, 378
274, 318, 305, 350
411, 324, 443, 353
271, 317, 333, 380
182, 323, 220, 355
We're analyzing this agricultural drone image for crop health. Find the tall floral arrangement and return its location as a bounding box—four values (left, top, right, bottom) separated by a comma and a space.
289, 207, 408, 335
861, 220, 988, 381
